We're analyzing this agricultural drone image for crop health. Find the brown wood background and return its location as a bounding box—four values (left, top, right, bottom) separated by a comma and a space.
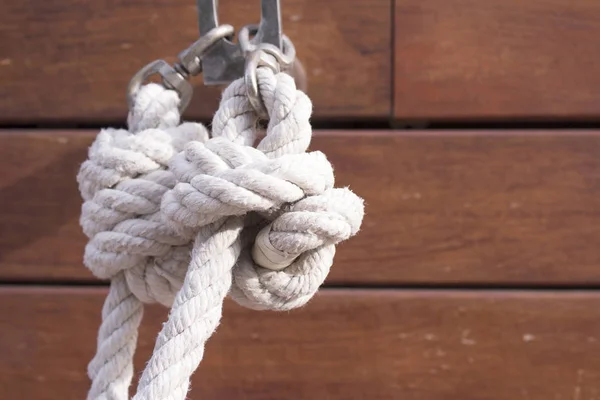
0, 0, 391, 123
3, 287, 600, 399
394, 0, 600, 121
3, 130, 600, 285
2, 0, 600, 398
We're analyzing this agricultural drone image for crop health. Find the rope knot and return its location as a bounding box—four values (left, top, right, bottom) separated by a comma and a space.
159, 67, 364, 312
162, 136, 335, 231
80, 70, 365, 400
232, 185, 364, 311
78, 84, 209, 306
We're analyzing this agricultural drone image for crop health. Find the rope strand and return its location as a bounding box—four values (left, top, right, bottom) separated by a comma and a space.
78, 84, 209, 400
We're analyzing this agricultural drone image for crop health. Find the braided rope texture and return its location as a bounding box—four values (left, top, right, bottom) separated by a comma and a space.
78, 70, 365, 400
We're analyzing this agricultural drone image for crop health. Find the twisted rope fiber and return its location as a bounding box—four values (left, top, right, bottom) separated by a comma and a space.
78, 83, 209, 400
78, 68, 364, 400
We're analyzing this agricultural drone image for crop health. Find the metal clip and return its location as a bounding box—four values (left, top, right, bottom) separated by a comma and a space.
127, 24, 234, 112
244, 37, 296, 118
197, 0, 283, 85
127, 0, 306, 114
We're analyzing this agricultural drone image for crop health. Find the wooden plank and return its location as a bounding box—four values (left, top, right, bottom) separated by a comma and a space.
1, 287, 600, 398
395, 0, 600, 121
0, 0, 390, 123
3, 130, 600, 285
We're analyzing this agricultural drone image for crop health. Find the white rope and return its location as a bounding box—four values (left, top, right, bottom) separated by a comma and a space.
78, 69, 365, 400
78, 83, 209, 400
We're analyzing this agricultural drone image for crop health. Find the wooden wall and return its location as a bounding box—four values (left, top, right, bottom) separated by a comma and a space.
2, 0, 600, 398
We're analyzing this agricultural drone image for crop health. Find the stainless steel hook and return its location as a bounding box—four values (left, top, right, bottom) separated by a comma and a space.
197, 0, 283, 85
127, 24, 234, 112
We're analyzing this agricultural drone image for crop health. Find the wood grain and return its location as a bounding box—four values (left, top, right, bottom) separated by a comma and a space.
395, 0, 600, 121
3, 130, 600, 285
0, 0, 390, 123
2, 287, 600, 399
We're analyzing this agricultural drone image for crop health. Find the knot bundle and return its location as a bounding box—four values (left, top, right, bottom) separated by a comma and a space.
78, 84, 208, 306
78, 69, 364, 400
